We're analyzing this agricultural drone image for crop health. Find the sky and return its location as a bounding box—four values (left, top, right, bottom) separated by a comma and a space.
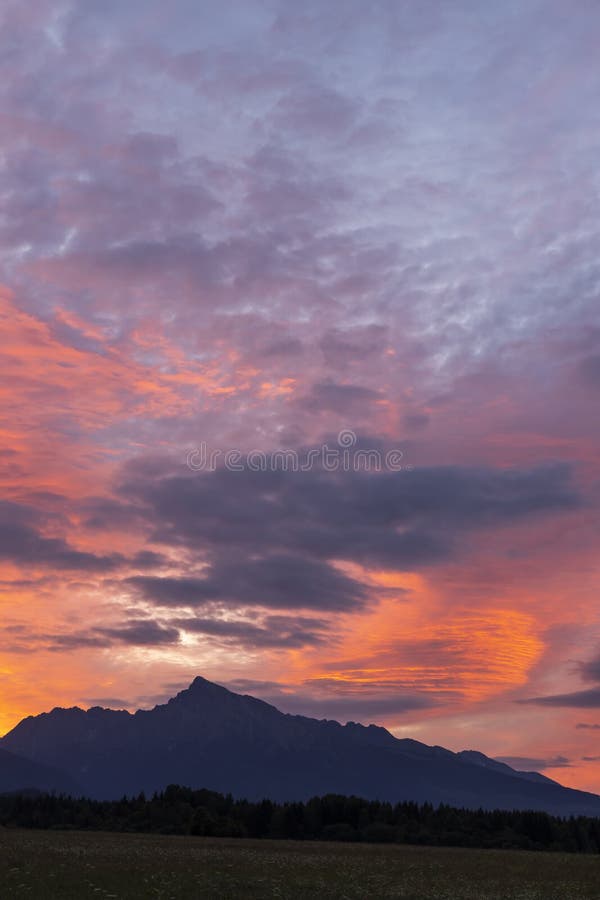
2, 0, 600, 792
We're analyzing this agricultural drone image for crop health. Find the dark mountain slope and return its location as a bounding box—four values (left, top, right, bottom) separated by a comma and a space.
0, 745, 81, 795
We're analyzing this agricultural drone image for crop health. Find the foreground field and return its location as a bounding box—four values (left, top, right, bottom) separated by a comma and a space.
1, 829, 600, 899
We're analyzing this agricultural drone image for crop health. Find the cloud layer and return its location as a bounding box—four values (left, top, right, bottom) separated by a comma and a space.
1, 0, 600, 793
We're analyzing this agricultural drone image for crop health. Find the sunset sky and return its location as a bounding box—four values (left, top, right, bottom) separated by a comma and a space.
2, 0, 600, 793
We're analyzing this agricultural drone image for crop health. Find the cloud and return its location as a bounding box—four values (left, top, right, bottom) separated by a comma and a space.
403, 412, 430, 430
113, 456, 581, 613
173, 614, 329, 648
15, 608, 331, 658
128, 554, 369, 611
80, 698, 131, 710
495, 755, 572, 771
127, 455, 578, 550
262, 336, 304, 358
578, 354, 600, 387
274, 82, 360, 138
99, 619, 180, 646
223, 678, 437, 722
298, 381, 384, 414
0, 500, 168, 573
0, 501, 121, 572
576, 723, 600, 730
519, 689, 600, 708
319, 326, 388, 369
108, 455, 581, 613
578, 653, 600, 683
78, 497, 146, 531
47, 619, 180, 650
521, 651, 600, 708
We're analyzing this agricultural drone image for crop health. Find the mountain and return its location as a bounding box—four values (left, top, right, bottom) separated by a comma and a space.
0, 745, 81, 795
2, 676, 600, 816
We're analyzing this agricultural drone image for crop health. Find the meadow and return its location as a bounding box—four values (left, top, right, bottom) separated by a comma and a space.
1, 829, 600, 899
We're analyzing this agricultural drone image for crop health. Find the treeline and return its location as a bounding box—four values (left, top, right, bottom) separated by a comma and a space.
2, 786, 600, 853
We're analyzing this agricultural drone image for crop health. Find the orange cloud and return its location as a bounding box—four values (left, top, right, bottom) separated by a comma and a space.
287, 565, 543, 708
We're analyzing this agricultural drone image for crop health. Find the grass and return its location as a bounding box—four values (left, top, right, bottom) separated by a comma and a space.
1, 829, 600, 899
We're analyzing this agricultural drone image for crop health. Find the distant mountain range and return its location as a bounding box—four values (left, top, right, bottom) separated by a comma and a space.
2, 676, 600, 817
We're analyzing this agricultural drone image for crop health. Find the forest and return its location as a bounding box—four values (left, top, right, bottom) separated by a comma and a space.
2, 786, 600, 853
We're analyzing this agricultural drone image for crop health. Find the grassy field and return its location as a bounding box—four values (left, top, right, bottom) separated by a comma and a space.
1, 829, 600, 899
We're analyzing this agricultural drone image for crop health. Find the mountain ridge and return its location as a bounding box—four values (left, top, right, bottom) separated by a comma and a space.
2, 676, 598, 816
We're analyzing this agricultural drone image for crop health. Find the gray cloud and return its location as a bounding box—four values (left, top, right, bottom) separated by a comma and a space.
132, 456, 577, 542
519, 689, 600, 708
47, 619, 180, 651
0, 501, 167, 573
173, 613, 329, 648
114, 456, 580, 613
319, 327, 388, 370
579, 354, 600, 387
223, 678, 436, 722
578, 653, 600, 683
81, 697, 131, 709
23, 610, 329, 655
0, 501, 121, 572
129, 456, 578, 535
298, 381, 384, 414
522, 651, 600, 708
403, 412, 430, 430
495, 755, 572, 771
128, 554, 368, 611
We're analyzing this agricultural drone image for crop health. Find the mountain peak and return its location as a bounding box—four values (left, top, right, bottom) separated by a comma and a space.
2, 678, 600, 816
185, 675, 230, 694
168, 675, 234, 708
189, 675, 222, 690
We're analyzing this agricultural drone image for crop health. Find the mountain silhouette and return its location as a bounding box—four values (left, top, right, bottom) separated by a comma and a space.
2, 676, 600, 816
0, 745, 81, 795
